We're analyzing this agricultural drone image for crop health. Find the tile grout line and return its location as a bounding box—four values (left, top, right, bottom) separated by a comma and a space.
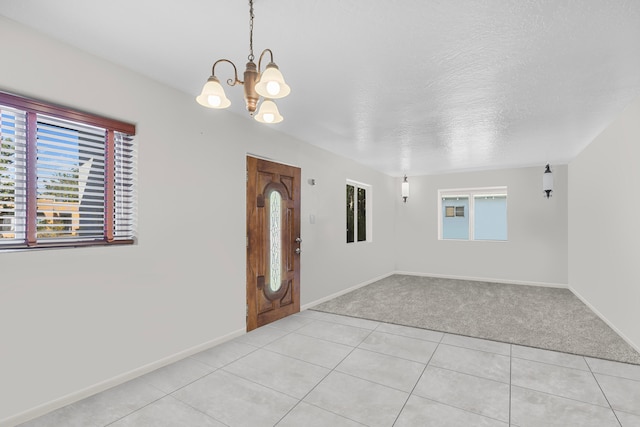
395, 334, 512, 424
585, 356, 624, 427
510, 355, 591, 372
154, 332, 292, 427
409, 395, 510, 426
102, 393, 168, 427
156, 393, 231, 427
271, 322, 379, 426
390, 331, 444, 426
424, 364, 510, 386
511, 384, 615, 410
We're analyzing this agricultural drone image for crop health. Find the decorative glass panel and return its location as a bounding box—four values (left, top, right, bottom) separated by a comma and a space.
269, 190, 282, 292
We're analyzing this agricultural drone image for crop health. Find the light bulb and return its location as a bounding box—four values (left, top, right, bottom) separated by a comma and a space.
266, 81, 281, 96
263, 113, 275, 123
208, 95, 221, 107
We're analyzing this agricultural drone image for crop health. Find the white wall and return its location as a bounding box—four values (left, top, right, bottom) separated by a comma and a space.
0, 17, 395, 425
569, 95, 640, 352
395, 166, 569, 286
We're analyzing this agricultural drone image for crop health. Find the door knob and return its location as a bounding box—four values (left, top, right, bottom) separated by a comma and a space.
295, 237, 302, 243
295, 248, 301, 255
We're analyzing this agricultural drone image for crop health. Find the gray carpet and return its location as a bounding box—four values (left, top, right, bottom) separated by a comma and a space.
311, 274, 640, 365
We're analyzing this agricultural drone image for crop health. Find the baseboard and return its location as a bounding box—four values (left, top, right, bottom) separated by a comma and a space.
301, 271, 395, 311
569, 286, 640, 359
394, 271, 569, 289
1, 328, 245, 427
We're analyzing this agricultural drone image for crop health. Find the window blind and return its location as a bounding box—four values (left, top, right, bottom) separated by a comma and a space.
113, 132, 137, 241
0, 107, 27, 243
36, 116, 106, 241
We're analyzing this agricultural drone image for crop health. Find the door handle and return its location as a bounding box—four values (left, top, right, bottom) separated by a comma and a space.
295, 248, 301, 255
295, 237, 302, 243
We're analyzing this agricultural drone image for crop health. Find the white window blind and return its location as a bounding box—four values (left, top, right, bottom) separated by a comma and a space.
113, 132, 137, 241
0, 107, 27, 243
36, 116, 106, 241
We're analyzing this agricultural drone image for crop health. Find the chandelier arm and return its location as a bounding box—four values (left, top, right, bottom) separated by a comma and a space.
257, 49, 274, 72
212, 59, 244, 86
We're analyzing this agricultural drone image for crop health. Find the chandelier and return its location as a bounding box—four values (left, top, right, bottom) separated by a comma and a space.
196, 0, 290, 124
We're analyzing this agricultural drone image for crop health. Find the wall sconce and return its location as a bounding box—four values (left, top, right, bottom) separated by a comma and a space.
402, 175, 410, 203
543, 164, 553, 198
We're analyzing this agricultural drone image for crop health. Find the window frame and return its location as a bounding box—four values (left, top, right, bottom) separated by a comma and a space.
0, 91, 136, 250
438, 186, 507, 242
346, 179, 372, 244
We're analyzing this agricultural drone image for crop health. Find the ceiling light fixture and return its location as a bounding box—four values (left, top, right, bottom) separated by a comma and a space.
196, 0, 290, 124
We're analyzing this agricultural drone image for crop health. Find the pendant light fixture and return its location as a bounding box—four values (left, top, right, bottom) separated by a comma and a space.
196, 0, 290, 123
543, 163, 553, 198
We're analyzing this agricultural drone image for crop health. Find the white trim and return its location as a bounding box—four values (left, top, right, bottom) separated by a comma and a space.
393, 270, 569, 289
301, 272, 394, 311
2, 328, 245, 427
569, 286, 640, 357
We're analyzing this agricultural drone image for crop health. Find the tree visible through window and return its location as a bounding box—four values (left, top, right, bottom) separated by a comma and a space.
346, 181, 370, 243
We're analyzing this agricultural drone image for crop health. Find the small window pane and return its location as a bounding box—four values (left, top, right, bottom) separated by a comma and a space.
36, 117, 106, 240
357, 187, 366, 242
445, 206, 455, 217
442, 197, 469, 239
346, 184, 354, 243
474, 195, 507, 241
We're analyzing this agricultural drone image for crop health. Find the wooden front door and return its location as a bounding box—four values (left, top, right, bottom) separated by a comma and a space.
246, 156, 301, 331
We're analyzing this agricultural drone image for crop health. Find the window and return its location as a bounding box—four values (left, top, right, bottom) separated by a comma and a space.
445, 205, 465, 218
346, 180, 371, 243
439, 187, 507, 241
0, 91, 136, 250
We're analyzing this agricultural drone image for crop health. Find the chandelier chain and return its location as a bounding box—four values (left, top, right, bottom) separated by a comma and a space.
248, 0, 255, 62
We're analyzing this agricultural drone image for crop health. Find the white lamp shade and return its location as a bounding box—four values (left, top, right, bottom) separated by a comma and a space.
254, 99, 283, 124
196, 76, 231, 109
255, 63, 291, 99
402, 181, 410, 198
543, 172, 553, 192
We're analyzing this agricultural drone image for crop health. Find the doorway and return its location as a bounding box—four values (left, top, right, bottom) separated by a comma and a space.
246, 156, 301, 331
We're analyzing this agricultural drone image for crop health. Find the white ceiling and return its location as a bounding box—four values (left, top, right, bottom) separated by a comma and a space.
1, 0, 640, 177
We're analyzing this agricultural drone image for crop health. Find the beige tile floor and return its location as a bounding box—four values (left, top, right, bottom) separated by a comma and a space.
18, 310, 640, 427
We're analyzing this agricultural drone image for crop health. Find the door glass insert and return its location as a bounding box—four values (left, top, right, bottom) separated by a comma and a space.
268, 189, 282, 292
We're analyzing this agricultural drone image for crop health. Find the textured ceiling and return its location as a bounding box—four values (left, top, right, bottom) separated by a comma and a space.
1, 0, 640, 176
